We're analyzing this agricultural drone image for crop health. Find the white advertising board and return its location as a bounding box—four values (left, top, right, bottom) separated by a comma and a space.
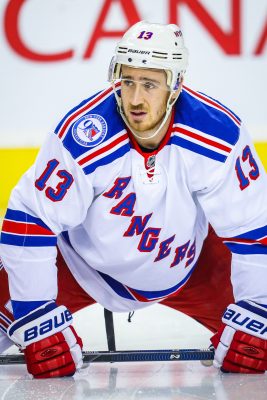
0, 0, 266, 146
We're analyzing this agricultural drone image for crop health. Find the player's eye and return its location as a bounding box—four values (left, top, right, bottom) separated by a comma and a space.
121, 79, 134, 87
142, 81, 157, 90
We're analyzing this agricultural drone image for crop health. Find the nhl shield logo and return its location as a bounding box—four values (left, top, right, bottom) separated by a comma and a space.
146, 155, 156, 168
72, 114, 108, 147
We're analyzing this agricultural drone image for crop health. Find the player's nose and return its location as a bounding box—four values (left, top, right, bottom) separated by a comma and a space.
130, 84, 144, 107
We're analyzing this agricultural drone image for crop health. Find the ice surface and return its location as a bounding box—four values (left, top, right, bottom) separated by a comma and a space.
0, 304, 266, 400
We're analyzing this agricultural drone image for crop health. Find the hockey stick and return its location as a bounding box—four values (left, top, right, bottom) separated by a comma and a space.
104, 308, 116, 351
0, 348, 214, 365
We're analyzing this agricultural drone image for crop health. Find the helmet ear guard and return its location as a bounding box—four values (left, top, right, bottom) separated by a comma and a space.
108, 56, 121, 82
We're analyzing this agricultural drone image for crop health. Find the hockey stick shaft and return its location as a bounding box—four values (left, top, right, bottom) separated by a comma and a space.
0, 348, 214, 365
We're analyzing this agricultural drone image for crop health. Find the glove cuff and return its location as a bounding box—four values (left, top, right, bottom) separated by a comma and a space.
222, 301, 267, 340
7, 301, 73, 347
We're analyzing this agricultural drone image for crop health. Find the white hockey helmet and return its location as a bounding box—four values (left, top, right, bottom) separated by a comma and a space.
108, 21, 189, 91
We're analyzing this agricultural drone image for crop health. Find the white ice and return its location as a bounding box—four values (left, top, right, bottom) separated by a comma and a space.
0, 304, 266, 400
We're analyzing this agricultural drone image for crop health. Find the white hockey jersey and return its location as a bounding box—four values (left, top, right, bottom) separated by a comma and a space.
1, 85, 267, 317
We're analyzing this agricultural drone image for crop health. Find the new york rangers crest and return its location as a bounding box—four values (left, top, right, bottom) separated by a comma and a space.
72, 114, 107, 147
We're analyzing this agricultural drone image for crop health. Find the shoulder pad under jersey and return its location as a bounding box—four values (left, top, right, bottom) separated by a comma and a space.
171, 85, 241, 163
54, 86, 130, 174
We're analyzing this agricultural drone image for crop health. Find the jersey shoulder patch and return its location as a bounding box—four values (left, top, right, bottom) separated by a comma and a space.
54, 86, 130, 174
171, 86, 241, 163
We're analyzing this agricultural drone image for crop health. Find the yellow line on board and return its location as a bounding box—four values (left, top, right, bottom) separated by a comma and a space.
254, 142, 267, 169
0, 148, 39, 212
0, 143, 266, 212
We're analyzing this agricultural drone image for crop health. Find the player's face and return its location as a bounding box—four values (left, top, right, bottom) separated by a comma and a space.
120, 66, 170, 133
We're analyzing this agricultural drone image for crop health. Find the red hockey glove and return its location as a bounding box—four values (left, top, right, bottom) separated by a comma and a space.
211, 300, 267, 373
7, 301, 83, 379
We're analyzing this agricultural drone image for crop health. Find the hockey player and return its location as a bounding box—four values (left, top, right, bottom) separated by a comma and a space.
0, 21, 266, 378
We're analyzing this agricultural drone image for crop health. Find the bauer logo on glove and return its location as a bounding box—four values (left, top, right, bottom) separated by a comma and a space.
24, 308, 72, 343
222, 303, 267, 338
8, 302, 73, 346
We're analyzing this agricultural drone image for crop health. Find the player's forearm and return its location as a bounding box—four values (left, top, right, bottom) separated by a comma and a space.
0, 245, 58, 318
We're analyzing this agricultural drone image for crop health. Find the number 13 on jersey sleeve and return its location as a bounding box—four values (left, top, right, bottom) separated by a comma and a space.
35, 159, 74, 202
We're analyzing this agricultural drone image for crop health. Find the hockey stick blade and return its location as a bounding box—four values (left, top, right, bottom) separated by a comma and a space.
0, 348, 214, 365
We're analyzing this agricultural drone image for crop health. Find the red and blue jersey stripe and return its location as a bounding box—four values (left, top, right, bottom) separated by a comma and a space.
77, 130, 130, 174
97, 261, 197, 303
55, 85, 131, 174
170, 123, 233, 162
223, 225, 267, 255
55, 86, 115, 141
0, 209, 57, 247
171, 87, 241, 162
0, 311, 12, 333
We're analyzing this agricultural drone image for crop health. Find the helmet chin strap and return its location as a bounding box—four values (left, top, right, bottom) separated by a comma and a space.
111, 82, 178, 141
